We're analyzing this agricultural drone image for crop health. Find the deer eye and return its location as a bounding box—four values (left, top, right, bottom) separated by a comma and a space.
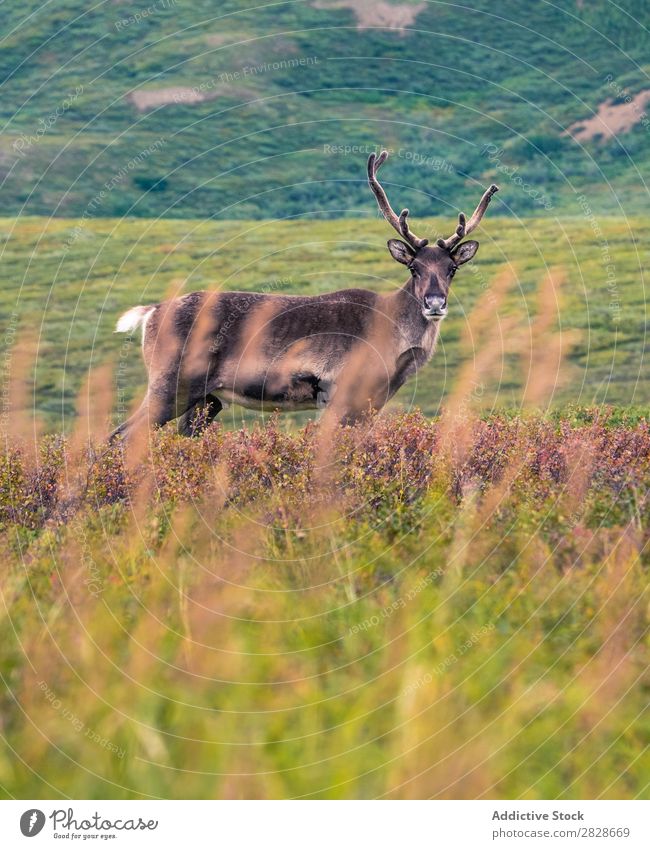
449, 266, 457, 278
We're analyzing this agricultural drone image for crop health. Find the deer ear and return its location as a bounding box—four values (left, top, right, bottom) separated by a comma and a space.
451, 240, 479, 265
387, 239, 415, 266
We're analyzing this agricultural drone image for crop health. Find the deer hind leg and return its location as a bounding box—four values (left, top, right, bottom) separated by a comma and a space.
107, 382, 183, 443
108, 339, 221, 443
176, 393, 223, 437
316, 378, 334, 409
108, 357, 203, 444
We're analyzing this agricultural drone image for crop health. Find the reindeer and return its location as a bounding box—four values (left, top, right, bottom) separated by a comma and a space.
111, 151, 498, 440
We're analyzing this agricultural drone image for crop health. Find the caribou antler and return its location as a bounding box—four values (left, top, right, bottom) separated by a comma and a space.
367, 150, 428, 249
436, 183, 499, 251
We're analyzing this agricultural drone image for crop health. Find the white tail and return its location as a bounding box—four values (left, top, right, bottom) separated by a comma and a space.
115, 305, 155, 335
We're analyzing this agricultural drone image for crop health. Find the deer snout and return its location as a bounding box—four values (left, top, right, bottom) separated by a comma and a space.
423, 294, 447, 318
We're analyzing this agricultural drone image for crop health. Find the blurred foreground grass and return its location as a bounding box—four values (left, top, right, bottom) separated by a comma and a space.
1, 410, 649, 798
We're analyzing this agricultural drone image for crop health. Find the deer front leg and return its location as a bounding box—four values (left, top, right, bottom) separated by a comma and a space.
327, 350, 421, 425
325, 379, 390, 426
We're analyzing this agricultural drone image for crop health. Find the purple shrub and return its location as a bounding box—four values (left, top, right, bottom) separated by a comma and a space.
0, 411, 648, 549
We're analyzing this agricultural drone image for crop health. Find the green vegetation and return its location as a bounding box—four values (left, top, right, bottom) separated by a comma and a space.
2, 0, 650, 220
0, 214, 647, 430
1, 411, 649, 798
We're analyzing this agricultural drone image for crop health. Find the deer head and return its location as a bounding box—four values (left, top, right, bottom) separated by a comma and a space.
368, 150, 498, 321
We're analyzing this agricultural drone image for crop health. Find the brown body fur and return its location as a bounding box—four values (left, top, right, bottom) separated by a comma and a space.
112, 283, 440, 439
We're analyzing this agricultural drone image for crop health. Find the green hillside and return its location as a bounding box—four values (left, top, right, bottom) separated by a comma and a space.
1, 214, 647, 430
1, 0, 650, 221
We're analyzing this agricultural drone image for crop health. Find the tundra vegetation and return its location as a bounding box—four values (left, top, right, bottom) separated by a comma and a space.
1, 401, 649, 798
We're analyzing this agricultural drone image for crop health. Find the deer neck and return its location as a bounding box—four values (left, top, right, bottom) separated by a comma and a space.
386, 276, 440, 356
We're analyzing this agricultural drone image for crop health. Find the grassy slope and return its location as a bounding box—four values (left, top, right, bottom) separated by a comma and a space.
1, 0, 650, 219
0, 214, 648, 429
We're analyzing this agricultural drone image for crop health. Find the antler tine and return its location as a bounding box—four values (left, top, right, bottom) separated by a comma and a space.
398, 208, 427, 248
368, 151, 428, 249
436, 184, 499, 251
436, 212, 466, 250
